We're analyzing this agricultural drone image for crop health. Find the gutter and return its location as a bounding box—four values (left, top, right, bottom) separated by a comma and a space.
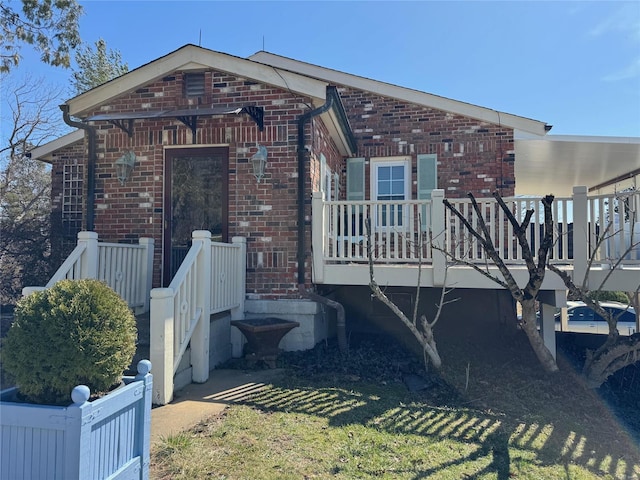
296, 90, 335, 285
296, 86, 352, 353
60, 105, 97, 231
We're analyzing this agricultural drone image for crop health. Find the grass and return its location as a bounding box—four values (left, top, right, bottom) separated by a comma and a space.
151, 330, 640, 479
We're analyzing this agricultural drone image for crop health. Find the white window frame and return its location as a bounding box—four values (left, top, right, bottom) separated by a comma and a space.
370, 156, 411, 228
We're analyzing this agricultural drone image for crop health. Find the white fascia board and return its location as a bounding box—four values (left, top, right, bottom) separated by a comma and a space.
67, 46, 328, 117
29, 129, 84, 162
320, 109, 355, 157
250, 51, 550, 136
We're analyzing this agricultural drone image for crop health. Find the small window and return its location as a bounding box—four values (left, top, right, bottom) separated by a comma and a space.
184, 72, 205, 97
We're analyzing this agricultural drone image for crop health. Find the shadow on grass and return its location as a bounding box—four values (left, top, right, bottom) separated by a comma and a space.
200, 374, 638, 479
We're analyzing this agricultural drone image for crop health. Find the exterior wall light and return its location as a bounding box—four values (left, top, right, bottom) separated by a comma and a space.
114, 150, 136, 185
251, 145, 268, 183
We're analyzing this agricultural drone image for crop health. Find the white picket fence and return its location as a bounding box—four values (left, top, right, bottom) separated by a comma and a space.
23, 231, 154, 314
150, 232, 246, 405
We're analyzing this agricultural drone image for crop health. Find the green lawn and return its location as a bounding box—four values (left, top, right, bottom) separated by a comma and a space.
151, 333, 640, 479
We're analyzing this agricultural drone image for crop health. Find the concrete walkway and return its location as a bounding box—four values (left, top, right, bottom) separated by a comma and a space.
150, 368, 284, 443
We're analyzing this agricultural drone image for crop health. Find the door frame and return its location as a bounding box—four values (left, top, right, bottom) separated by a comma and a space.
163, 146, 229, 286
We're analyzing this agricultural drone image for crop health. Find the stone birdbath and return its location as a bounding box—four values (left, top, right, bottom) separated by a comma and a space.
231, 317, 300, 368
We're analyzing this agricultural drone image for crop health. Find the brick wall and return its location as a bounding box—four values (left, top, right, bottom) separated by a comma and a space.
48, 67, 515, 298
57, 70, 342, 296
336, 87, 515, 198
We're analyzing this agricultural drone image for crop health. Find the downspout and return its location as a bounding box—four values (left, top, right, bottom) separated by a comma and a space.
296, 89, 347, 353
61, 104, 97, 231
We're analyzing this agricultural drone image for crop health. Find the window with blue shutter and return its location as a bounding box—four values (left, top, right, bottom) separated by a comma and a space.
417, 154, 437, 231
346, 158, 365, 201
417, 154, 437, 200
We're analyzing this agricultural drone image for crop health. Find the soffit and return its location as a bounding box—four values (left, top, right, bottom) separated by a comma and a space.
514, 135, 640, 196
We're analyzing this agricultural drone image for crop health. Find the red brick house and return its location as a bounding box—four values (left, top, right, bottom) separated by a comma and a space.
34, 43, 550, 288
31, 45, 637, 402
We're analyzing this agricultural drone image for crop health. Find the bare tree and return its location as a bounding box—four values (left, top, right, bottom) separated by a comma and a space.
366, 217, 457, 370
442, 192, 559, 373
549, 219, 640, 387
0, 74, 67, 304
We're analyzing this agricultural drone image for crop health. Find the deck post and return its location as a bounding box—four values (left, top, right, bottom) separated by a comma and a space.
77, 231, 99, 279
150, 287, 175, 405
138, 237, 154, 314
231, 236, 246, 321
431, 189, 446, 286
572, 186, 588, 286
191, 230, 211, 384
311, 192, 325, 284
539, 303, 557, 359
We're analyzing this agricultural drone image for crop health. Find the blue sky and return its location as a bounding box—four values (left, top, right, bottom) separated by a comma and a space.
4, 1, 640, 139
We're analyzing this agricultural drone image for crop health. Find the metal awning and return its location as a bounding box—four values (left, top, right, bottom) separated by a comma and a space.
514, 135, 640, 196
84, 105, 264, 141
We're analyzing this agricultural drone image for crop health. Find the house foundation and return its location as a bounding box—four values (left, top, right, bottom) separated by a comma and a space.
232, 299, 332, 357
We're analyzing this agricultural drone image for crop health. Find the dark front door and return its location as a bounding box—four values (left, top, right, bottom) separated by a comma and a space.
163, 147, 228, 286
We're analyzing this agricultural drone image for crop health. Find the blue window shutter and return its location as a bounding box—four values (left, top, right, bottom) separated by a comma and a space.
346, 158, 365, 201
417, 154, 437, 231
417, 154, 437, 200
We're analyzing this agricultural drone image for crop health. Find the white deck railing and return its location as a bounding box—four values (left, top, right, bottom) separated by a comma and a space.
312, 187, 639, 284
150, 232, 246, 405
24, 231, 154, 313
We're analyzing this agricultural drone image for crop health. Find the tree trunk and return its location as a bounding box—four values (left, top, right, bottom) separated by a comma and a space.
520, 299, 559, 373
582, 334, 640, 388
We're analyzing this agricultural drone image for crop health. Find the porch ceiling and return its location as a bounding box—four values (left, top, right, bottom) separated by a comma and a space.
514, 135, 640, 196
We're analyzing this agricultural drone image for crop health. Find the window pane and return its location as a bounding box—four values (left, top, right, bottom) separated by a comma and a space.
391, 179, 404, 195
378, 167, 390, 181
379, 182, 390, 195
391, 165, 404, 180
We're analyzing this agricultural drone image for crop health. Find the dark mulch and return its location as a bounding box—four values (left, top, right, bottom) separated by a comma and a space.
224, 329, 640, 445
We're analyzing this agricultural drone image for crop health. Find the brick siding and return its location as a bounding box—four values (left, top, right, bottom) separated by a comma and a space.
337, 86, 515, 199
48, 66, 515, 298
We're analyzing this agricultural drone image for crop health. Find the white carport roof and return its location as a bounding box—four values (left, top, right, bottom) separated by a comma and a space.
514, 135, 640, 196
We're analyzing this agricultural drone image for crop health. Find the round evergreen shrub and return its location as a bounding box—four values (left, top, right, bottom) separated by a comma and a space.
2, 279, 137, 405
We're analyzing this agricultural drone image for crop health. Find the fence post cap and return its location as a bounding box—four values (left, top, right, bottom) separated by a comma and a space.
192, 230, 212, 239
71, 385, 90, 404
137, 359, 152, 375
77, 231, 98, 240
150, 288, 174, 299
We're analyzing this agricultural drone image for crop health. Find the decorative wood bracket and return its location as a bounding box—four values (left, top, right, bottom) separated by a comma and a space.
241, 106, 264, 131
108, 119, 135, 137
177, 115, 198, 143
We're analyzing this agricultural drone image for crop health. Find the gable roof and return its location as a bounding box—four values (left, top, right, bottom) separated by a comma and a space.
67, 45, 327, 117
249, 51, 551, 137
29, 129, 84, 163
62, 44, 355, 156
245, 52, 640, 195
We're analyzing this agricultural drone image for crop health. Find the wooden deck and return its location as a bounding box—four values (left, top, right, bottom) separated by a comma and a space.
311, 188, 640, 294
